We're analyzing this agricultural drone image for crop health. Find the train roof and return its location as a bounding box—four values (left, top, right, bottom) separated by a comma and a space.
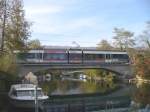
35, 46, 127, 52
83, 51, 127, 54
14, 46, 127, 53
14, 50, 127, 53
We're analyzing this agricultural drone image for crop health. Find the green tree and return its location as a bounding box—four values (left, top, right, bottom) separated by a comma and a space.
4, 0, 31, 52
0, 52, 17, 75
27, 39, 41, 49
113, 28, 135, 50
97, 39, 113, 50
0, 0, 31, 73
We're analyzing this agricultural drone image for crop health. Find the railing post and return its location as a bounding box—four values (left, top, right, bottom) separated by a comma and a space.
35, 85, 38, 112
82, 99, 86, 112
68, 103, 70, 112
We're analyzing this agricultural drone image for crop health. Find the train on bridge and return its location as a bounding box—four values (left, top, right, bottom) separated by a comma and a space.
15, 48, 130, 64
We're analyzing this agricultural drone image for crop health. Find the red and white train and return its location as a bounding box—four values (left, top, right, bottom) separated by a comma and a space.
16, 48, 130, 64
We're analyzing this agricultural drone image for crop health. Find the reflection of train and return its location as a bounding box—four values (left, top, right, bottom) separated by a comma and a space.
16, 48, 130, 64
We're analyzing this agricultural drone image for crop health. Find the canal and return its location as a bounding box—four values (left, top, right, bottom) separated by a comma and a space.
0, 69, 150, 112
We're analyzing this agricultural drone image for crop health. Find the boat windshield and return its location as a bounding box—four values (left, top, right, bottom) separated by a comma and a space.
16, 90, 43, 97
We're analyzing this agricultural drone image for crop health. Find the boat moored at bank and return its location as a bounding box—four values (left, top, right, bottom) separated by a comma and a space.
8, 84, 48, 108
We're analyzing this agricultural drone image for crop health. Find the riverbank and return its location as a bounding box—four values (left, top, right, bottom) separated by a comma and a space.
129, 76, 150, 84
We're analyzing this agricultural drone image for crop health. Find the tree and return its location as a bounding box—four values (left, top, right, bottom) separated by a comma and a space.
97, 39, 113, 50
133, 51, 150, 79
113, 28, 135, 50
27, 39, 41, 49
0, 0, 31, 52
0, 0, 7, 51
133, 83, 150, 105
5, 0, 31, 52
0, 52, 17, 74
130, 22, 150, 80
0, 0, 31, 74
139, 21, 150, 48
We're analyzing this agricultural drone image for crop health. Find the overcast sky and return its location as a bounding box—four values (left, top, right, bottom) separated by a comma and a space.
24, 0, 150, 47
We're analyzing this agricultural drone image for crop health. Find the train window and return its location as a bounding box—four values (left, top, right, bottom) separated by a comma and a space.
43, 53, 67, 60
112, 54, 129, 59
106, 54, 111, 59
53, 54, 66, 60
69, 54, 82, 60
84, 54, 93, 60
112, 54, 118, 59
43, 53, 50, 60
36, 53, 42, 59
16, 53, 26, 60
84, 54, 104, 60
59, 54, 66, 60
122, 54, 129, 59
97, 54, 105, 59
52, 54, 58, 59
25, 53, 35, 59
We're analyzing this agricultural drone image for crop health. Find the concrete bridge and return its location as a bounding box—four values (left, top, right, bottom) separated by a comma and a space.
18, 63, 133, 77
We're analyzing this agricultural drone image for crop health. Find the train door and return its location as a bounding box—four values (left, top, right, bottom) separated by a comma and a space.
36, 50, 43, 63
105, 54, 112, 63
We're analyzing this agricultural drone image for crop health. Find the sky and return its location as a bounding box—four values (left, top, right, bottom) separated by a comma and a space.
23, 0, 150, 47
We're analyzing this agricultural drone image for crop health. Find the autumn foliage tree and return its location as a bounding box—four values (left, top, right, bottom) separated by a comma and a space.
132, 22, 150, 79
133, 83, 150, 105
133, 51, 150, 79
4, 0, 31, 52
0, 0, 31, 74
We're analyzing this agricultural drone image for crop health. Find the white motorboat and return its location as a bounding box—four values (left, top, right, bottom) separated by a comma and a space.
8, 84, 49, 108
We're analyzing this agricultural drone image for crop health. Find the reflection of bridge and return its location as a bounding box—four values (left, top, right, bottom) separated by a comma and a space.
62, 71, 84, 75
18, 63, 133, 77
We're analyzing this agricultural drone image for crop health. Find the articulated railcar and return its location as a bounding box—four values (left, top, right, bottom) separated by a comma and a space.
83, 50, 129, 64
15, 50, 44, 63
83, 51, 106, 63
16, 48, 130, 64
43, 49, 68, 63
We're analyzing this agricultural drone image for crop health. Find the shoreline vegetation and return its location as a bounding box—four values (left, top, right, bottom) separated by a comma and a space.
129, 75, 150, 84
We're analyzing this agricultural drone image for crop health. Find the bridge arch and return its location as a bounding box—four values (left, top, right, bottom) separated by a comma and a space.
18, 64, 133, 78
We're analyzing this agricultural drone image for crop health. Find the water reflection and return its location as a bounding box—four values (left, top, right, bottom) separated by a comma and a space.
40, 78, 118, 95
132, 83, 150, 106
5, 82, 150, 112
1, 69, 150, 112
